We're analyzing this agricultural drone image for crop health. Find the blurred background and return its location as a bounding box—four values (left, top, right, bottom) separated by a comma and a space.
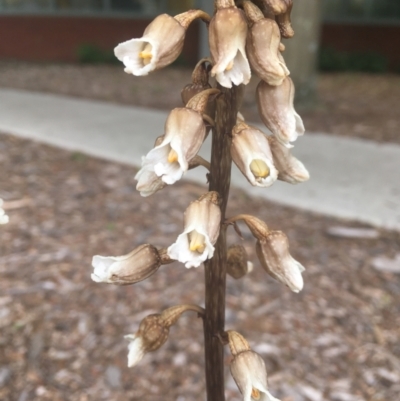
1, 1, 400, 401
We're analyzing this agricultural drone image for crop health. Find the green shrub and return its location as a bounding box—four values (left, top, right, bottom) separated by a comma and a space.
77, 44, 118, 64
319, 47, 388, 73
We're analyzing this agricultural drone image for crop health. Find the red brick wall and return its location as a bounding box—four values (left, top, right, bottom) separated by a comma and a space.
321, 23, 400, 68
0, 16, 200, 64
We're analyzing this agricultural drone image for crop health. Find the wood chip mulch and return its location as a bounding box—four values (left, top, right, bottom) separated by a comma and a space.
1, 133, 400, 401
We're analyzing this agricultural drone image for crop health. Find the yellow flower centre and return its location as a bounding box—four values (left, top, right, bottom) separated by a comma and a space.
226, 60, 234, 71
139, 43, 153, 66
167, 149, 179, 163
188, 231, 206, 253
250, 159, 270, 180
251, 388, 261, 400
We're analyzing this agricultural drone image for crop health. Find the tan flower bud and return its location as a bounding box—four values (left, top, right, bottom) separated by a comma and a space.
181, 59, 215, 121
231, 122, 278, 187
244, 1, 290, 86
227, 245, 253, 279
276, 1, 294, 38
256, 230, 305, 293
257, 77, 305, 148
268, 136, 310, 184
209, 6, 251, 88
227, 246, 253, 280
91, 244, 161, 285
168, 191, 221, 268
263, 0, 292, 15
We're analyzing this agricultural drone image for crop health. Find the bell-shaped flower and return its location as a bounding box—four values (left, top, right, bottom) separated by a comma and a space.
125, 314, 169, 367
137, 108, 206, 185
231, 351, 281, 401
91, 244, 161, 285
257, 77, 305, 148
231, 122, 278, 187
256, 230, 305, 293
209, 1, 251, 88
244, 1, 289, 86
115, 10, 210, 76
168, 192, 221, 268
268, 136, 309, 184
0, 199, 9, 225
135, 89, 218, 187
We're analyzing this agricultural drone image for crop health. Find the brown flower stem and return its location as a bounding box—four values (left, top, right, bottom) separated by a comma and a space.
203, 85, 240, 401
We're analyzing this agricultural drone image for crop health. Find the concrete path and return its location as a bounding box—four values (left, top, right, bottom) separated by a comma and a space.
1, 88, 400, 231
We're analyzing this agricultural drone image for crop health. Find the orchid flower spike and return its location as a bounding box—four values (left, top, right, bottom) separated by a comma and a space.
267, 136, 310, 184
168, 191, 221, 268
115, 10, 210, 76
243, 1, 289, 86
257, 77, 305, 148
91, 244, 161, 285
227, 331, 281, 401
135, 89, 219, 188
231, 121, 278, 188
209, 1, 251, 88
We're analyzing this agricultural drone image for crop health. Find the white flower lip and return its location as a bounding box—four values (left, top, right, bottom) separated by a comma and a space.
115, 38, 158, 76
135, 161, 166, 197
125, 335, 146, 368
230, 350, 281, 401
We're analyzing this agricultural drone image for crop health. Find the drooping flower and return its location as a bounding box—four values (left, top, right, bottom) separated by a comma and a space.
91, 244, 161, 285
231, 121, 278, 187
228, 331, 281, 401
209, 1, 251, 88
115, 10, 210, 76
168, 192, 221, 268
231, 351, 281, 401
226, 214, 305, 292
257, 77, 305, 148
0, 199, 9, 225
125, 314, 169, 368
256, 230, 305, 293
267, 136, 309, 184
135, 89, 218, 188
243, 1, 289, 86
125, 305, 204, 368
